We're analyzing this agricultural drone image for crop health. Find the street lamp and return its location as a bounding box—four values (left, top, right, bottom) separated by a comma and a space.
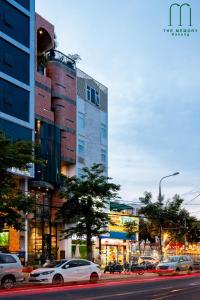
158, 172, 180, 259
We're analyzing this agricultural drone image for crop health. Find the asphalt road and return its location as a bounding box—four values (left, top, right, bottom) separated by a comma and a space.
1, 274, 200, 300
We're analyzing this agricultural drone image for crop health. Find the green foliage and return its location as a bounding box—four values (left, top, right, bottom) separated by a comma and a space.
0, 131, 35, 231
57, 164, 120, 260
139, 191, 200, 243
124, 220, 138, 239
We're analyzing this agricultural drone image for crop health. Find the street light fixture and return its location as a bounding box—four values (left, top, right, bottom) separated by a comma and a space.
158, 172, 180, 259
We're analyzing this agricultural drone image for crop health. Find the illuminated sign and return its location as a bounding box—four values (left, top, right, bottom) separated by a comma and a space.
9, 163, 34, 178
108, 213, 139, 240
109, 213, 139, 233
0, 232, 9, 246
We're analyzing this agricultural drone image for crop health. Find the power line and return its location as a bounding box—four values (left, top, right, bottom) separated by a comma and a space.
184, 193, 200, 205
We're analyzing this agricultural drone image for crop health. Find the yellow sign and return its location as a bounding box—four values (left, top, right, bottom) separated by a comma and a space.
109, 213, 139, 233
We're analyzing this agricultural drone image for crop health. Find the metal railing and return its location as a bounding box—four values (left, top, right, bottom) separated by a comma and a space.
46, 49, 76, 70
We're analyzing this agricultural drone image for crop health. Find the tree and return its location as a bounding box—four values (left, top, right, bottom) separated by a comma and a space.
57, 164, 120, 260
138, 191, 200, 244
0, 131, 35, 231
124, 220, 138, 240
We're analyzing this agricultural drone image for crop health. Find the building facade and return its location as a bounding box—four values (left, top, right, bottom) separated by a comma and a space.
0, 0, 35, 259
26, 13, 77, 263
30, 14, 109, 262
0, 4, 109, 262
76, 69, 108, 177
100, 202, 139, 266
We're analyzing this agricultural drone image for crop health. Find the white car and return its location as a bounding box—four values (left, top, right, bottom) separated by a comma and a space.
138, 256, 159, 265
157, 255, 193, 275
29, 259, 101, 284
0, 253, 24, 289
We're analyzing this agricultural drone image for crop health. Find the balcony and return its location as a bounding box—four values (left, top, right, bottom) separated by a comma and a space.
46, 49, 76, 70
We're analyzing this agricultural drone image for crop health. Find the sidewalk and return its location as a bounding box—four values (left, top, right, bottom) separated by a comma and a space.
101, 271, 158, 281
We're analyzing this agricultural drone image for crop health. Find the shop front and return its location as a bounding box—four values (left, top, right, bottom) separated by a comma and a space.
100, 213, 139, 267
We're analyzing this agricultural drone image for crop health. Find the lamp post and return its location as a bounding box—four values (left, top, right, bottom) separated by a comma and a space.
158, 172, 179, 259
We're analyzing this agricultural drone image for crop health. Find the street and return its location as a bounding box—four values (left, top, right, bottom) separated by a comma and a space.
0, 274, 200, 300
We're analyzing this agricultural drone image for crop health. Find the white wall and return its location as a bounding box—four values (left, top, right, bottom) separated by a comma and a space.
76, 96, 108, 176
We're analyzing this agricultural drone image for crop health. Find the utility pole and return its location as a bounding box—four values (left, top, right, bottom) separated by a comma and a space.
158, 172, 180, 260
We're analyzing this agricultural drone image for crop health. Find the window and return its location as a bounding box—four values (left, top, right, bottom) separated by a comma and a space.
65, 260, 80, 268
101, 149, 106, 164
87, 85, 100, 106
78, 112, 85, 129
78, 140, 85, 157
0, 255, 16, 264
87, 86, 91, 101
91, 88, 96, 104
96, 91, 100, 106
77, 260, 91, 266
101, 123, 107, 140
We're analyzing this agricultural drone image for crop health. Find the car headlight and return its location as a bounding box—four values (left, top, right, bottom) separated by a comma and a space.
41, 271, 54, 275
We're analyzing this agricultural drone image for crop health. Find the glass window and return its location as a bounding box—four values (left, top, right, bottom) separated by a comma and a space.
77, 260, 91, 266
96, 91, 100, 106
91, 88, 96, 104
78, 113, 85, 129
78, 140, 85, 157
101, 149, 106, 163
0, 255, 16, 264
66, 260, 80, 268
87, 86, 91, 101
87, 85, 100, 106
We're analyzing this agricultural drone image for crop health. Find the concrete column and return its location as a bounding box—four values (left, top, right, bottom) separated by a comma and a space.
60, 238, 72, 259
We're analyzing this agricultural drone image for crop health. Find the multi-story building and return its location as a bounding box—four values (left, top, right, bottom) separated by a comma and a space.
0, 0, 35, 259
27, 13, 77, 262
26, 13, 108, 262
76, 69, 108, 177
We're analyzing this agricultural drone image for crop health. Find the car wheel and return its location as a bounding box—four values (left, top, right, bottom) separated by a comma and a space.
176, 267, 180, 274
188, 267, 193, 274
1, 276, 15, 289
90, 272, 99, 283
52, 274, 64, 285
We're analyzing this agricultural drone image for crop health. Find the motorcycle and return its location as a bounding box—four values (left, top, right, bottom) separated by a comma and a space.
130, 261, 157, 275
104, 262, 123, 273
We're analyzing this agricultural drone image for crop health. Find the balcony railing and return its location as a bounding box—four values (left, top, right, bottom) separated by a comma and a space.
46, 50, 76, 70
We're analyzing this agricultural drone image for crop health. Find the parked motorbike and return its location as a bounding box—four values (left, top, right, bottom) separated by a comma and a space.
104, 262, 123, 273
131, 261, 157, 275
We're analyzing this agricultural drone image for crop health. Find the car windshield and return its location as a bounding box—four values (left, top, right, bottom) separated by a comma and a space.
43, 260, 67, 268
163, 257, 179, 263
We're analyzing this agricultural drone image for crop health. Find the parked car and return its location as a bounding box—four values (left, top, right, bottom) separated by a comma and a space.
138, 256, 159, 265
157, 255, 193, 275
29, 259, 101, 284
0, 253, 24, 289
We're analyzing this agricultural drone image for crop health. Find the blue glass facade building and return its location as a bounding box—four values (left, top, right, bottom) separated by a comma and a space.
0, 0, 35, 144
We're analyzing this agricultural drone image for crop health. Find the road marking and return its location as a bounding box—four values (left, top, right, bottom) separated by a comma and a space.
170, 289, 183, 293
189, 282, 200, 286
